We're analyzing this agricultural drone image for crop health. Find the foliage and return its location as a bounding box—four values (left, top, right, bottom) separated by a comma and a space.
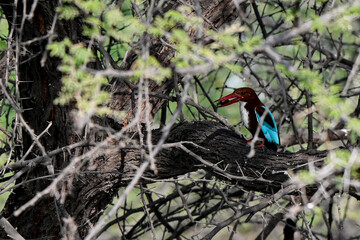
1, 0, 360, 239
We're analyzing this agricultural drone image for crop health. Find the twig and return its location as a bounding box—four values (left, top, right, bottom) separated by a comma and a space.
140, 185, 157, 239
251, 1, 267, 38
185, 99, 243, 137
176, 182, 195, 222
178, 143, 272, 183
255, 212, 284, 240
336, 194, 344, 232
203, 184, 301, 240
0, 140, 90, 174
193, 76, 217, 111
259, 1, 359, 48
85, 77, 190, 240
306, 91, 314, 149
0, 215, 25, 240
13, 76, 147, 217
247, 107, 270, 158
342, 47, 360, 95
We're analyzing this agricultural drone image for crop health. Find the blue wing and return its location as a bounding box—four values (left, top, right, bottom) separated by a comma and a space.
255, 106, 280, 145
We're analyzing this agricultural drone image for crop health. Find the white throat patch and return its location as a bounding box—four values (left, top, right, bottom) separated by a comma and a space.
240, 102, 249, 129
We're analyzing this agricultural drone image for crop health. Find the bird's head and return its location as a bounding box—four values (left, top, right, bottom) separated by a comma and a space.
216, 87, 259, 107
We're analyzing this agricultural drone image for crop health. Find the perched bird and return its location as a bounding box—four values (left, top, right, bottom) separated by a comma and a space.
216, 87, 280, 151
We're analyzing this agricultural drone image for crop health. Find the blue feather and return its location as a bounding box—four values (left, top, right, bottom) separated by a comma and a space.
255, 106, 280, 145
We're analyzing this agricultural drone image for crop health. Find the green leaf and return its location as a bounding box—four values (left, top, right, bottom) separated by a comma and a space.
57, 5, 79, 20
47, 38, 72, 58
149, 26, 164, 37
0, 41, 7, 51
165, 10, 187, 25
296, 170, 316, 184
225, 63, 244, 74
348, 118, 360, 137
70, 44, 94, 66
81, 1, 105, 15
104, 8, 124, 26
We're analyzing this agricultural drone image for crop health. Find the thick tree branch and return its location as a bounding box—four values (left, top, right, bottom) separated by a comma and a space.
145, 121, 326, 189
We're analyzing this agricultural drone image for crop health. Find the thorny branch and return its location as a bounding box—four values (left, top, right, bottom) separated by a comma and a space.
0, 0, 360, 239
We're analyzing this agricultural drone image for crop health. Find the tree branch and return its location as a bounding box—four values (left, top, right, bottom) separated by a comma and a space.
123, 120, 326, 193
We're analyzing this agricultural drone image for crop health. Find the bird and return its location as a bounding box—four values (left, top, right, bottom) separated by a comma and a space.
216, 87, 280, 151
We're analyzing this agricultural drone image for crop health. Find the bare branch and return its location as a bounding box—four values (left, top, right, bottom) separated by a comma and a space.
0, 215, 25, 240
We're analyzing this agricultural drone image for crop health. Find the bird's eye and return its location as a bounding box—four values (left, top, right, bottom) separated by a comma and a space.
241, 92, 245, 95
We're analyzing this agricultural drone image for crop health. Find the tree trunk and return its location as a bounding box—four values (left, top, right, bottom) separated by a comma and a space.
0, 0, 243, 238
0, 1, 80, 238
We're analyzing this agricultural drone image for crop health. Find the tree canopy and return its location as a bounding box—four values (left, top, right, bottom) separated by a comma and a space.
0, 0, 360, 239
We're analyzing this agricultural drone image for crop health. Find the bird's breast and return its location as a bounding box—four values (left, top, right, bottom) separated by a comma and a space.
240, 102, 250, 129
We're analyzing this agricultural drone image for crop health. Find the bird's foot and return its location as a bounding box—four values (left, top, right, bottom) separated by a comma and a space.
254, 140, 265, 149
243, 139, 265, 149
242, 139, 252, 144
